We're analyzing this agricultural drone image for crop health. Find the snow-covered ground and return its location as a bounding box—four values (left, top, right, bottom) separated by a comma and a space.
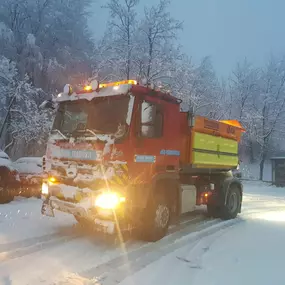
0, 181, 285, 285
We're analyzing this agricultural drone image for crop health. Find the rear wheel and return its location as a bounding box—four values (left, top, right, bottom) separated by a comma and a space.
220, 185, 241, 220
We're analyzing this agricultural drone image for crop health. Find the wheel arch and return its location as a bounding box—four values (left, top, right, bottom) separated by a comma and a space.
150, 173, 181, 218
223, 177, 243, 211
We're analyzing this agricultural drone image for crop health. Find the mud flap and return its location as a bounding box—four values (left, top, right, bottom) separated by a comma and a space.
41, 199, 55, 217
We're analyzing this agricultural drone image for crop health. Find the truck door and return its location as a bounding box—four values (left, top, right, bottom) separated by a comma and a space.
133, 99, 165, 177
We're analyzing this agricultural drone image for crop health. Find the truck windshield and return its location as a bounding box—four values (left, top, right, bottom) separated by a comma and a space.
52, 95, 132, 139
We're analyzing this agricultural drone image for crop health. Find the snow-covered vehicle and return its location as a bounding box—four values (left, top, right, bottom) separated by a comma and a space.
0, 150, 21, 203
40, 79, 245, 242
13, 157, 43, 197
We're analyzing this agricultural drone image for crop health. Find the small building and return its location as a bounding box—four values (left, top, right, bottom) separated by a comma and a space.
271, 157, 285, 186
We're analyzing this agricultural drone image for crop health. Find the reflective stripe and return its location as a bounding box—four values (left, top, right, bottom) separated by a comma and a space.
160, 150, 180, 156
109, 164, 129, 186
192, 132, 238, 168
134, 155, 156, 163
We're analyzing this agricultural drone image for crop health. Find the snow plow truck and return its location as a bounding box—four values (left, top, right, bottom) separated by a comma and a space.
41, 79, 245, 242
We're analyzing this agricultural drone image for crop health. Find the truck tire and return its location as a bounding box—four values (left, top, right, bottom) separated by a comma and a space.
140, 194, 171, 242
220, 184, 241, 220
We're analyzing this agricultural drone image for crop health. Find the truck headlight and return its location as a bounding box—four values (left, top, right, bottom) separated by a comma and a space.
95, 192, 125, 209
42, 182, 49, 195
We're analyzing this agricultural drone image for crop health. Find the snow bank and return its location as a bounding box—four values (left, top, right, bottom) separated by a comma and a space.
120, 182, 285, 285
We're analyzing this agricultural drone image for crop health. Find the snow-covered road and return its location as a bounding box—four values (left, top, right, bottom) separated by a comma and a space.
0, 181, 285, 285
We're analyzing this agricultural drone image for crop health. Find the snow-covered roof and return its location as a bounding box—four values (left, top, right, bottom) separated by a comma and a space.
13, 157, 42, 174
55, 84, 131, 103
14, 157, 42, 164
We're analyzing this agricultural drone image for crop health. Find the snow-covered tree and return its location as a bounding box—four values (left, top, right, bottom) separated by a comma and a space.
18, 34, 43, 86
94, 0, 182, 85
0, 0, 94, 157
169, 55, 225, 119
4, 75, 52, 157
229, 59, 260, 120
0, 0, 94, 91
254, 56, 285, 180
0, 56, 52, 157
102, 0, 139, 80
0, 56, 18, 133
228, 59, 261, 162
136, 0, 182, 83
229, 56, 285, 180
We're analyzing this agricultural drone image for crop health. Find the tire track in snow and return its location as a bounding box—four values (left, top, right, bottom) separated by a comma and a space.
0, 194, 271, 261
108, 220, 241, 284
175, 222, 237, 268
174, 205, 285, 282
0, 235, 80, 263
70, 218, 222, 284
0, 213, 206, 264
0, 224, 93, 263
0, 196, 271, 273
63, 205, 279, 285
0, 216, 208, 285
0, 225, 80, 253
100, 205, 285, 285
0, 229, 132, 264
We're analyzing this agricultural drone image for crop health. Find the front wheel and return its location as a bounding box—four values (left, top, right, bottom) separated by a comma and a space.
220, 185, 241, 220
140, 194, 171, 242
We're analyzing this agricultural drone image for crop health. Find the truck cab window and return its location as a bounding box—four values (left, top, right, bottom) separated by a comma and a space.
141, 101, 163, 138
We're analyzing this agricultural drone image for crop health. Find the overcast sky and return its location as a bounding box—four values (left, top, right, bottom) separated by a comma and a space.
89, 0, 285, 78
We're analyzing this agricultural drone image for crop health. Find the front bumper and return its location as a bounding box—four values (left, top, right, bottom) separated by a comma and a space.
47, 196, 89, 217
41, 196, 131, 234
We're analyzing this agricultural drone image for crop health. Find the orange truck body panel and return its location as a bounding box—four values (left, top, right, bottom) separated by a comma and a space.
194, 116, 245, 142
179, 114, 244, 170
